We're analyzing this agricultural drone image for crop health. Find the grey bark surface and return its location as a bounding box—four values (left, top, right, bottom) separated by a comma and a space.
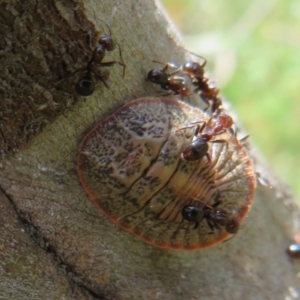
0, 1, 299, 299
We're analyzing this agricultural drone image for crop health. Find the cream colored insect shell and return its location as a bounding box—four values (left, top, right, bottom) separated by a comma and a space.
77, 97, 256, 250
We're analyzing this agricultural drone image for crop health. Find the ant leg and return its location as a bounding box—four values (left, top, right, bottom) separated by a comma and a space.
160, 91, 177, 97
116, 43, 126, 78
213, 222, 221, 231
228, 127, 235, 135
211, 97, 223, 114
176, 46, 207, 67
99, 61, 126, 79
211, 190, 222, 207
193, 124, 201, 136
239, 135, 249, 143
256, 172, 272, 189
105, 23, 112, 36
95, 73, 110, 89
204, 152, 211, 163
72, 67, 87, 77
193, 222, 199, 230
205, 115, 215, 129
188, 51, 207, 66
212, 199, 222, 208
56, 66, 87, 91
99, 77, 110, 89
155, 88, 179, 97
206, 220, 216, 233
210, 139, 227, 144
199, 94, 210, 111
152, 60, 180, 75
175, 121, 206, 132
99, 61, 126, 68
194, 122, 206, 136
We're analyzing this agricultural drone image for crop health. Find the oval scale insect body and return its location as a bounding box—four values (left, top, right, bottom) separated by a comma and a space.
77, 98, 256, 250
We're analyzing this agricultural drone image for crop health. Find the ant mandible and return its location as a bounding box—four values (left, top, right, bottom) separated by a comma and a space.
181, 112, 234, 161
181, 197, 239, 234
146, 62, 193, 98
75, 25, 126, 96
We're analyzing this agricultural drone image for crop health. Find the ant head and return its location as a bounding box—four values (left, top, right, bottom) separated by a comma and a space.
99, 35, 115, 51
146, 68, 168, 84
225, 219, 239, 234
182, 61, 205, 78
75, 75, 95, 96
217, 113, 234, 128
181, 138, 209, 161
181, 205, 205, 223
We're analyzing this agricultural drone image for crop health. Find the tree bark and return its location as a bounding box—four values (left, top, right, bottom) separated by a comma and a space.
0, 0, 299, 299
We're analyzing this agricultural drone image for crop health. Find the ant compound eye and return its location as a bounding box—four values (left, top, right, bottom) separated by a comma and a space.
77, 97, 256, 250
75, 76, 95, 96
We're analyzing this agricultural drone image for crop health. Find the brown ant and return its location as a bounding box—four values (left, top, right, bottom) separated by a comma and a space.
181, 112, 234, 161
181, 60, 223, 113
147, 53, 223, 113
181, 197, 239, 234
146, 62, 193, 98
75, 26, 126, 96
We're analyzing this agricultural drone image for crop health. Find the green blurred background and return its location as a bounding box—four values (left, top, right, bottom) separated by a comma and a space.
162, 0, 300, 201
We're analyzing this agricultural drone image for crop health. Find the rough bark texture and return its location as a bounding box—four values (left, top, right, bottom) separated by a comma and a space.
0, 0, 299, 299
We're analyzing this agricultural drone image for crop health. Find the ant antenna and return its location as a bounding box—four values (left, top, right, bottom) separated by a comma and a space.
256, 172, 272, 189
186, 50, 207, 66
110, 6, 117, 20
176, 44, 207, 66
105, 23, 112, 37
116, 43, 126, 78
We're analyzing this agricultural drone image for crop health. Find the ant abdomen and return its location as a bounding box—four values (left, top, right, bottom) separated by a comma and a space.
225, 219, 239, 234
75, 74, 95, 96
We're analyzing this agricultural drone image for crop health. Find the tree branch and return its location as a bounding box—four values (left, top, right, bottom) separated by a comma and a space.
0, 1, 299, 299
